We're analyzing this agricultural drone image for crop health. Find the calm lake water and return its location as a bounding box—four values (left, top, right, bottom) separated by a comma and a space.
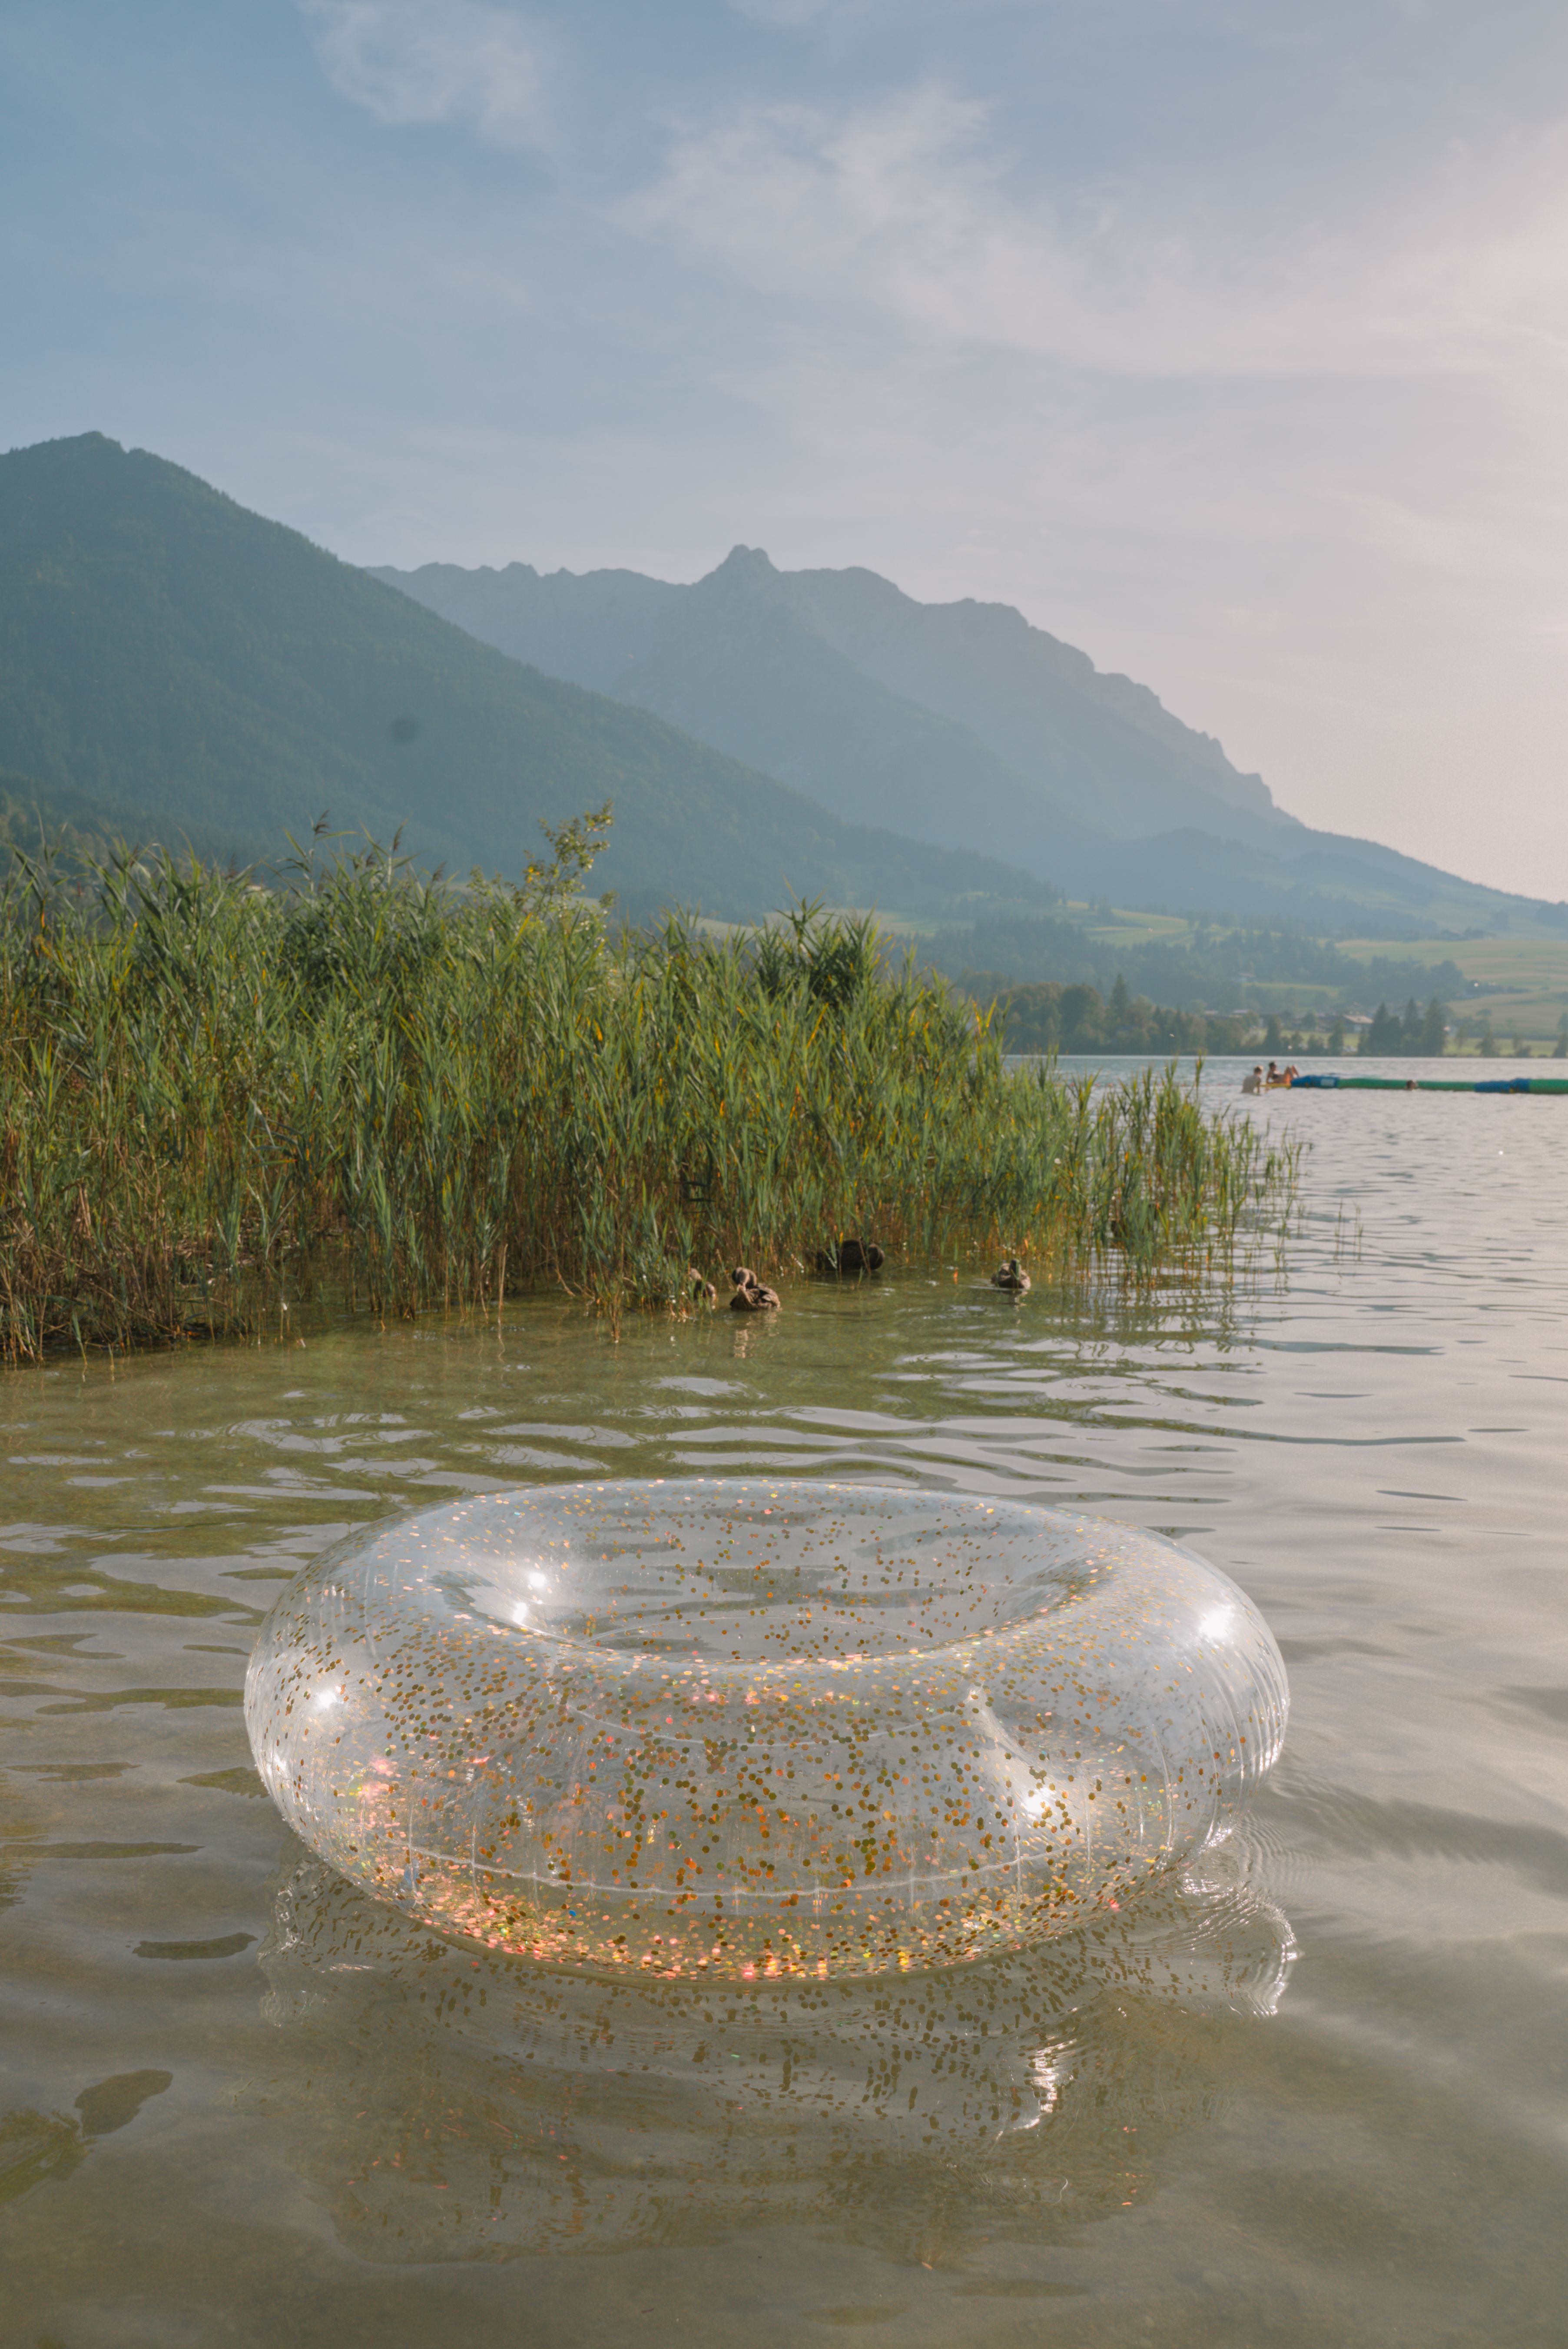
3, 1059, 1565, 2348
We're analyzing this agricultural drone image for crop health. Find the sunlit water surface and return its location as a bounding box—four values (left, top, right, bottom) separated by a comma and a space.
3, 1060, 1565, 2348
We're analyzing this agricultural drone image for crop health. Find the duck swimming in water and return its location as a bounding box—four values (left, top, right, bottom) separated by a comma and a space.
991, 1257, 1031, 1293
815, 1236, 885, 1274
730, 1266, 781, 1312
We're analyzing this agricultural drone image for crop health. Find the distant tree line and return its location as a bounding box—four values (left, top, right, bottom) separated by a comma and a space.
975, 975, 1242, 1057
936, 911, 1468, 1013
1362, 999, 1449, 1054
972, 982, 1480, 1061
1459, 1009, 1568, 1059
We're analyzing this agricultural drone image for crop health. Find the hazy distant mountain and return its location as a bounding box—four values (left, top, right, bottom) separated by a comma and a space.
378, 547, 1560, 934
372, 543, 1295, 860
0, 435, 1064, 921
3, 436, 1558, 939
368, 549, 1106, 874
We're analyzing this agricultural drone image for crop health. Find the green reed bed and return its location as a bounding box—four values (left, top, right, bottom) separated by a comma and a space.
0, 827, 1299, 1361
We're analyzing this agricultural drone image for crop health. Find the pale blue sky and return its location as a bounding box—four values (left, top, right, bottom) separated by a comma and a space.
6, 1, 1568, 894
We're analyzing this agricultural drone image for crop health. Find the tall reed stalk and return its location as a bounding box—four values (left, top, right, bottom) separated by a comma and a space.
0, 825, 1298, 1362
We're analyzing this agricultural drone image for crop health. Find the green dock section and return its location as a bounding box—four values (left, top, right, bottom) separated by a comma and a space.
1287, 1074, 1568, 1094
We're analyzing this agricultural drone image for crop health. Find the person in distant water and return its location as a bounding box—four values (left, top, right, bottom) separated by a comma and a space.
1242, 1065, 1264, 1095
1284, 1062, 1299, 1084
1266, 1060, 1283, 1087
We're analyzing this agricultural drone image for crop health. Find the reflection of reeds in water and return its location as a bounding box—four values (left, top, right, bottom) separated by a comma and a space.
0, 834, 1299, 1361
971, 1254, 1268, 1361
245, 1845, 1294, 2266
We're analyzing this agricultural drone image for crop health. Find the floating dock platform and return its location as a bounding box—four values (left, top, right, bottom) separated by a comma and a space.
1285, 1074, 1568, 1094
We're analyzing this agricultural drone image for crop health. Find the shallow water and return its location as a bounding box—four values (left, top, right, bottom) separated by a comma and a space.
2, 1058, 1566, 2347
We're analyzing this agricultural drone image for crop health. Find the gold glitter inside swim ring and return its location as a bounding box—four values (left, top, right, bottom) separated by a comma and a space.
245, 1479, 1288, 1979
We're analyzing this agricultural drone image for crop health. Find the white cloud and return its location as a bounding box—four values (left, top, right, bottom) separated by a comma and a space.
299, 0, 548, 149
632, 82, 1568, 388
726, 0, 839, 23
615, 78, 1568, 893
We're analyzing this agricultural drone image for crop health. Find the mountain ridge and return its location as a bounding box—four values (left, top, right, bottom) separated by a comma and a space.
761, 551, 1289, 838
376, 544, 1559, 933
373, 540, 1294, 863
0, 433, 1064, 921
2, 432, 1560, 940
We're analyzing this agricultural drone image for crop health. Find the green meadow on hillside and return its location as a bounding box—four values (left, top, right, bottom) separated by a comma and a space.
1335, 933, 1568, 1046
910, 900, 1568, 1050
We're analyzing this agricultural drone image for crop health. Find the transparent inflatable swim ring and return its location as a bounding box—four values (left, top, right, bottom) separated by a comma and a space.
246, 1479, 1288, 1980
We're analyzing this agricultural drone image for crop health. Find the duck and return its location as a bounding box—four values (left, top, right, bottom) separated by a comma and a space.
991, 1257, 1031, 1293
818, 1237, 885, 1275
730, 1265, 781, 1312
688, 1267, 717, 1307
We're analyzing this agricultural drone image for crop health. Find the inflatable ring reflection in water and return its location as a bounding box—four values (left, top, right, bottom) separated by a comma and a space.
251, 1849, 1296, 2264
245, 1479, 1288, 1979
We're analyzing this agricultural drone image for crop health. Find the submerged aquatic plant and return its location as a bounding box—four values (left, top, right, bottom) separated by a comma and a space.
0, 821, 1297, 1361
